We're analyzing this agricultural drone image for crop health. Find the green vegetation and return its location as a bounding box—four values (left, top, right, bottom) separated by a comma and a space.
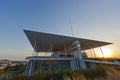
1, 65, 120, 80
4, 63, 26, 74
2, 66, 107, 80
1, 63, 26, 80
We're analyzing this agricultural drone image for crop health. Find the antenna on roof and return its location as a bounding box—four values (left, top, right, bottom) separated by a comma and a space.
68, 18, 74, 37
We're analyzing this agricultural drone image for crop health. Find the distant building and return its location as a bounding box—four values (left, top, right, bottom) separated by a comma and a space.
24, 30, 112, 75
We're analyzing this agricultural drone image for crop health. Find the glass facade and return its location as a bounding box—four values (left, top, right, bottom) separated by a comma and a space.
26, 60, 71, 75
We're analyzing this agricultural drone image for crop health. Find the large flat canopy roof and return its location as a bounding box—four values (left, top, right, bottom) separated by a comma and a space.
24, 30, 112, 52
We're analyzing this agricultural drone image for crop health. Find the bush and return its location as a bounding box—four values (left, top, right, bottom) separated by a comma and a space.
4, 66, 108, 80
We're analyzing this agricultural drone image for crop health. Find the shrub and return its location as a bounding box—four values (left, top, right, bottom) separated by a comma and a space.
4, 66, 108, 80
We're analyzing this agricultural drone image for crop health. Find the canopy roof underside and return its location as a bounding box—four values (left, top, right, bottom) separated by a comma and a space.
24, 30, 112, 52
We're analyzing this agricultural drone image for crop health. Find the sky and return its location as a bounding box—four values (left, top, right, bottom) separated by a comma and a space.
0, 0, 120, 60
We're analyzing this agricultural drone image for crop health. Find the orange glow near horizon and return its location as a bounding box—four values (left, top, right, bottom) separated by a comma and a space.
97, 48, 112, 58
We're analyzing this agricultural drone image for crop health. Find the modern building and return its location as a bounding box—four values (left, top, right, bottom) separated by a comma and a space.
24, 30, 112, 75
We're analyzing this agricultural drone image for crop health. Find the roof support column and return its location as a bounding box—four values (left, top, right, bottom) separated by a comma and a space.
90, 49, 94, 57
100, 47, 104, 58
33, 41, 37, 56
64, 44, 67, 56
92, 49, 96, 58
28, 60, 33, 76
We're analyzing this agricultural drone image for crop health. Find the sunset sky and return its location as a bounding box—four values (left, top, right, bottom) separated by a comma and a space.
0, 0, 120, 60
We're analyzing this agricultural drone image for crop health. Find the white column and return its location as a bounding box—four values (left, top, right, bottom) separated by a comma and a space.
28, 60, 33, 76
73, 41, 86, 70
70, 59, 75, 70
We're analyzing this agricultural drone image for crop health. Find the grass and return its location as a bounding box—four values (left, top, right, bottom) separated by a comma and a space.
0, 69, 4, 76
2, 65, 120, 80
106, 67, 120, 80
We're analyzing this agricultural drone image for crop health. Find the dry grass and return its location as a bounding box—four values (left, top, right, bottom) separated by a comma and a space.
63, 75, 86, 80
106, 67, 120, 80
3, 66, 120, 80
0, 69, 4, 76
63, 66, 120, 80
